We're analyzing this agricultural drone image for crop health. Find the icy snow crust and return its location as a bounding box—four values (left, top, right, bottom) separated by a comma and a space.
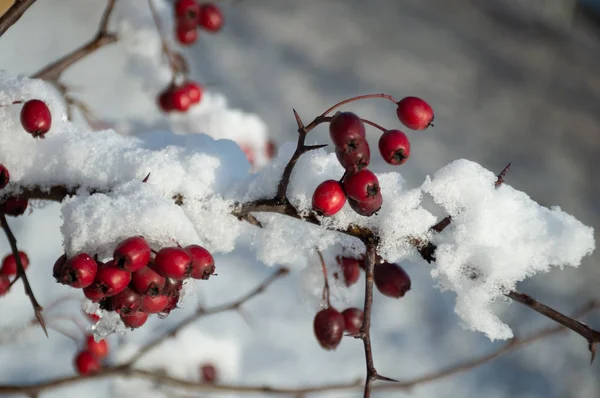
0, 72, 595, 340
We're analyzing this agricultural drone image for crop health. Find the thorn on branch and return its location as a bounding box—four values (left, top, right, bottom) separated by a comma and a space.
292, 108, 305, 130
494, 162, 511, 187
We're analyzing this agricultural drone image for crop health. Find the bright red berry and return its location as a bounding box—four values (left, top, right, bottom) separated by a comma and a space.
158, 89, 174, 113
85, 335, 109, 359
198, 3, 223, 32
313, 308, 345, 350
0, 165, 9, 190
90, 263, 131, 297
378, 130, 410, 165
396, 97, 434, 130
54, 253, 97, 288
110, 288, 142, 315
1, 196, 28, 216
74, 351, 101, 375
185, 245, 215, 280
86, 312, 101, 322
347, 192, 382, 217
184, 81, 203, 104
113, 236, 151, 272
342, 308, 364, 335
343, 169, 380, 202
171, 86, 192, 111
174, 0, 200, 26
374, 262, 411, 298
176, 23, 198, 45
335, 139, 370, 173
120, 311, 149, 329
131, 266, 166, 296
0, 251, 29, 276
312, 180, 346, 217
0, 275, 10, 296
141, 294, 170, 313
200, 363, 218, 383
20, 99, 51, 138
329, 112, 366, 148
154, 247, 193, 280
336, 256, 360, 287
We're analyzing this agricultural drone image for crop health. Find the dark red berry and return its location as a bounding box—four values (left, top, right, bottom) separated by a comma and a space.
343, 169, 380, 202
174, 0, 200, 26
0, 165, 9, 190
0, 251, 29, 276
85, 335, 109, 359
198, 3, 223, 32
113, 236, 151, 272
329, 112, 366, 148
378, 130, 410, 165
120, 311, 149, 329
74, 351, 101, 375
20, 99, 51, 138
171, 86, 192, 111
53, 253, 97, 288
83, 284, 105, 302
162, 277, 183, 297
336, 256, 360, 287
185, 245, 215, 280
154, 247, 193, 279
184, 81, 202, 104
0, 275, 10, 296
91, 263, 131, 297
374, 262, 411, 298
131, 266, 165, 296
158, 89, 174, 113
1, 196, 28, 216
347, 192, 382, 217
342, 308, 364, 335
110, 288, 142, 315
141, 294, 169, 313
312, 180, 346, 217
396, 97, 434, 130
176, 24, 198, 45
313, 308, 345, 350
200, 363, 218, 383
335, 139, 370, 173
160, 292, 180, 316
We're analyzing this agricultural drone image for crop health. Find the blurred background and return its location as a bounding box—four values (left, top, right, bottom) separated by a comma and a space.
0, 0, 599, 397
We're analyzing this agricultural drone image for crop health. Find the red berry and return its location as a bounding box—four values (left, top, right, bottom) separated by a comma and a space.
1, 196, 28, 216
131, 266, 166, 296
120, 311, 149, 329
86, 312, 101, 322
265, 140, 276, 160
174, 0, 200, 26
0, 275, 10, 296
329, 112, 366, 148
374, 262, 411, 298
176, 23, 198, 45
53, 253, 97, 288
154, 247, 193, 279
158, 89, 174, 113
90, 263, 131, 297
312, 180, 346, 217
141, 294, 170, 313
198, 3, 223, 32
74, 351, 101, 375
396, 97, 434, 130
313, 308, 345, 350
85, 335, 109, 359
335, 139, 370, 173
20, 99, 51, 138
342, 308, 364, 335
343, 169, 380, 202
110, 288, 142, 315
83, 284, 105, 302
200, 363, 218, 383
113, 236, 151, 272
347, 192, 382, 217
159, 292, 180, 317
162, 277, 183, 297
171, 86, 192, 111
0, 251, 29, 276
185, 245, 215, 280
378, 130, 410, 165
336, 256, 360, 287
0, 165, 9, 190
184, 81, 203, 104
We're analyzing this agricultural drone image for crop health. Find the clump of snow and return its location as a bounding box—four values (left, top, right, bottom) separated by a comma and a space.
422, 159, 595, 340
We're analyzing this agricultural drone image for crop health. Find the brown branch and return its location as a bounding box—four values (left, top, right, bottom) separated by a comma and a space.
360, 243, 378, 397
315, 250, 330, 307
0, 0, 37, 38
31, 0, 117, 81
0, 212, 46, 336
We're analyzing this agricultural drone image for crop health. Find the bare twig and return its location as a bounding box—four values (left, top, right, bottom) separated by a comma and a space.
316, 250, 330, 307
0, 0, 37, 38
147, 0, 186, 79
0, 212, 46, 336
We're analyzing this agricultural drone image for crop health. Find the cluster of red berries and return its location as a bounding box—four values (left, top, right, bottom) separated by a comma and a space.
0, 251, 29, 296
53, 236, 216, 329
314, 255, 411, 350
158, 80, 203, 113
174, 0, 223, 45
74, 333, 109, 375
312, 96, 434, 218
0, 164, 28, 217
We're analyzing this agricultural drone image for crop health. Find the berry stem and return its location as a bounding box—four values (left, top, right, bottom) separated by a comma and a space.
316, 250, 331, 308
319, 94, 398, 119
148, 0, 184, 82
0, 100, 24, 107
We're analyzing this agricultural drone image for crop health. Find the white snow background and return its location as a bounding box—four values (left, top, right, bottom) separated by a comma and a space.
0, 0, 599, 397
